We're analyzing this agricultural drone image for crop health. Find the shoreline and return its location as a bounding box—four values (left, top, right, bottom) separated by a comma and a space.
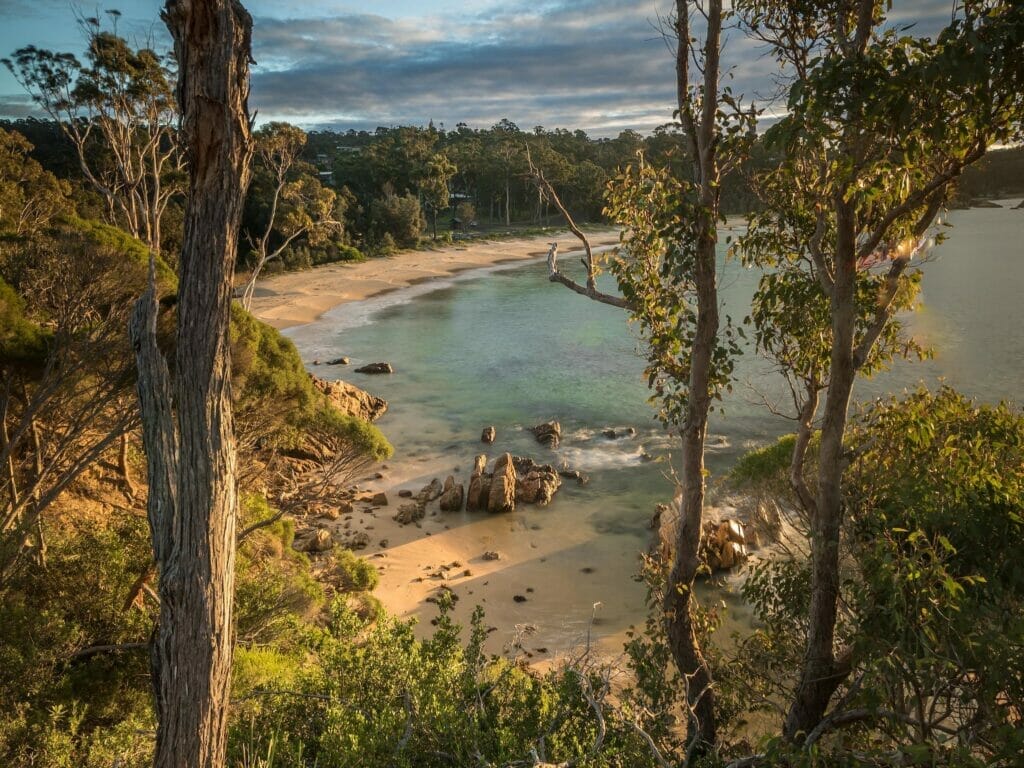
249, 228, 621, 330
251, 227, 649, 661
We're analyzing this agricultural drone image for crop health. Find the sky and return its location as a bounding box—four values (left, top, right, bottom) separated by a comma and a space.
0, 0, 955, 137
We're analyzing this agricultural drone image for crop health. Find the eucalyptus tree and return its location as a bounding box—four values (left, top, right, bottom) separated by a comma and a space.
240, 122, 342, 309
421, 153, 456, 239
4, 14, 183, 255
530, 0, 755, 753
735, 0, 1024, 741
130, 0, 254, 764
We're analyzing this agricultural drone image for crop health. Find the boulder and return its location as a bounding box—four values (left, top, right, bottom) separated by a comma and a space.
309, 375, 388, 422
472, 454, 488, 477
295, 528, 333, 553
344, 531, 371, 550
482, 550, 501, 561
326, 356, 351, 365
355, 362, 393, 374
439, 475, 464, 511
511, 457, 561, 506
466, 473, 492, 511
481, 426, 496, 444
394, 502, 425, 525
530, 421, 561, 448
487, 453, 517, 513
418, 478, 443, 503
371, 491, 388, 507
558, 468, 589, 486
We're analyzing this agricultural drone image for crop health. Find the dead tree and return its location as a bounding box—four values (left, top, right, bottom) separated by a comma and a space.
129, 0, 254, 765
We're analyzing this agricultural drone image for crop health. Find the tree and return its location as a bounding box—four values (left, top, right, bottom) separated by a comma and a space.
129, 0, 254, 765
4, 14, 183, 255
240, 122, 342, 309
421, 153, 456, 239
0, 128, 69, 236
532, 1, 754, 754
735, 0, 1024, 740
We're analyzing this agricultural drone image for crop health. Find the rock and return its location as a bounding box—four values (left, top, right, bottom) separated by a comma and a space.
439, 478, 465, 512
371, 491, 388, 506
466, 473, 492, 512
513, 458, 561, 506
472, 454, 488, 477
481, 426, 496, 443
482, 550, 501, 561
558, 468, 588, 485
309, 375, 388, 422
487, 453, 517, 513
394, 502, 425, 525
339, 500, 354, 514
530, 421, 561, 448
513, 594, 528, 603
326, 356, 350, 365
398, 489, 413, 498
344, 531, 371, 550
418, 478, 443, 503
355, 362, 393, 374
295, 528, 334, 553
603, 427, 636, 439
651, 503, 671, 530
312, 359, 320, 365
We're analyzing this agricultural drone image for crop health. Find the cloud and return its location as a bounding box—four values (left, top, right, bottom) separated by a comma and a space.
247, 0, 727, 135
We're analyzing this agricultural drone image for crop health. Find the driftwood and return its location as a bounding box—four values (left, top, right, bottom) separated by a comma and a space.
524, 146, 630, 310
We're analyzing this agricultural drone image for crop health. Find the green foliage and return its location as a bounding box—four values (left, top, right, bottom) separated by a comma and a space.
368, 189, 425, 249
229, 305, 392, 460
742, 387, 1024, 764
605, 160, 744, 426
0, 275, 48, 362
729, 433, 798, 489
229, 598, 662, 767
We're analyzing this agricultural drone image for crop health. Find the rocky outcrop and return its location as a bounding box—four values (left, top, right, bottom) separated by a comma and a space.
487, 453, 517, 513
439, 475, 464, 511
530, 421, 561, 448
355, 362, 393, 374
702, 519, 748, 571
310, 375, 388, 422
512, 456, 561, 506
481, 426, 496, 443
418, 478, 444, 503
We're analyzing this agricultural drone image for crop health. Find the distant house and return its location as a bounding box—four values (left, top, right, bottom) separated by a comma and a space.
318, 170, 334, 185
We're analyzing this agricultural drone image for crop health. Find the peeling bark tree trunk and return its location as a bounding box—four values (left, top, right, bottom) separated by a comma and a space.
129, 1, 254, 766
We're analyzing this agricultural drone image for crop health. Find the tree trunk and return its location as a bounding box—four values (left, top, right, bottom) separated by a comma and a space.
663, 221, 720, 755
505, 176, 511, 226
131, 2, 254, 767
784, 197, 858, 741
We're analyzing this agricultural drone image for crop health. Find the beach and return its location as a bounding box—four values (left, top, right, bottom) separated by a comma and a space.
249, 229, 621, 330
251, 228, 656, 662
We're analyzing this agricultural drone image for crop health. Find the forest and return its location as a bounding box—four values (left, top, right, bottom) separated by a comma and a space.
1, 1, 1023, 767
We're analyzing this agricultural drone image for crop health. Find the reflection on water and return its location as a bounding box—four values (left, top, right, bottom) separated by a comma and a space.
285, 201, 1023, 648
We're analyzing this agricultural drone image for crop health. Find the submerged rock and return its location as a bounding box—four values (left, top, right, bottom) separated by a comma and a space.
355, 362, 393, 374
530, 421, 561, 448
481, 426, 496, 444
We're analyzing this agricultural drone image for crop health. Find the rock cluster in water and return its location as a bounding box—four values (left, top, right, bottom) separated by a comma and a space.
355, 361, 393, 374
530, 421, 561, 448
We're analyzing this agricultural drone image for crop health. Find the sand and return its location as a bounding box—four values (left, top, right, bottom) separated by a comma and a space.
249, 228, 621, 330
251, 229, 644, 662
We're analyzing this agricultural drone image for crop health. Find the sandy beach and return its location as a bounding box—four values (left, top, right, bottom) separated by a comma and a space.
251, 228, 651, 662
249, 228, 621, 330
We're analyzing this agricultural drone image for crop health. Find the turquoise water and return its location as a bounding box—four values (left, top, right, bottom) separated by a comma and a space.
286, 201, 1024, 646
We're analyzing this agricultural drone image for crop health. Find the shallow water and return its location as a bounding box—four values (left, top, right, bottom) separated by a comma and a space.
285, 201, 1024, 649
